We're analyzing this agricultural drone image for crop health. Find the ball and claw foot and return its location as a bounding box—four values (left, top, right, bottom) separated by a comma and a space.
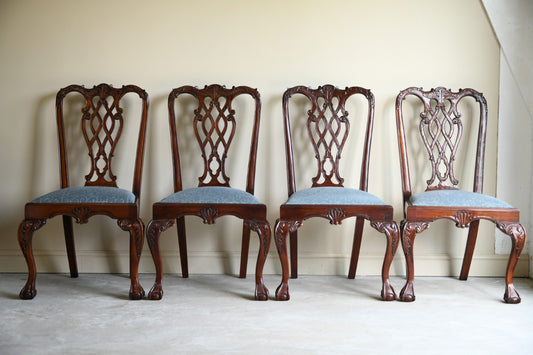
255, 282, 269, 301
129, 283, 145, 300
275, 282, 290, 301
504, 285, 521, 304
381, 280, 396, 301
19, 283, 37, 300
399, 281, 415, 302
147, 283, 164, 300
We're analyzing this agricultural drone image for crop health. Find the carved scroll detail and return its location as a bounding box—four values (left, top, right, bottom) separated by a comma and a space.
244, 219, 272, 257
147, 219, 175, 235
19, 218, 47, 234
497, 223, 526, 258
401, 221, 430, 255
18, 219, 46, 254
274, 220, 302, 245
371, 220, 399, 252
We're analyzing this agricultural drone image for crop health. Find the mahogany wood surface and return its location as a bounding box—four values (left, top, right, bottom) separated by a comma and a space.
274, 85, 399, 301
146, 85, 271, 301
395, 87, 526, 303
18, 83, 149, 300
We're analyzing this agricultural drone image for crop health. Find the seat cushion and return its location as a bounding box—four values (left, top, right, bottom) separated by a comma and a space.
160, 186, 261, 204
285, 187, 387, 205
410, 190, 513, 208
31, 186, 136, 204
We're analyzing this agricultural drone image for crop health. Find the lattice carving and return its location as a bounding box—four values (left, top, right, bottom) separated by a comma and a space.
398, 87, 487, 191
56, 83, 148, 189
81, 85, 124, 186
194, 89, 236, 186
419, 87, 463, 189
306, 85, 349, 186
284, 85, 374, 188
170, 84, 260, 187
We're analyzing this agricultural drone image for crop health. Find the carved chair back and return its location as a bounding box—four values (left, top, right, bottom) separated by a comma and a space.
282, 85, 375, 196
56, 83, 149, 199
395, 87, 487, 202
168, 84, 262, 194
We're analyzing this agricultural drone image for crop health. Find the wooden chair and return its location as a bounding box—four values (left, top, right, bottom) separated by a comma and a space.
274, 85, 399, 301
395, 86, 527, 303
146, 84, 271, 300
18, 83, 149, 299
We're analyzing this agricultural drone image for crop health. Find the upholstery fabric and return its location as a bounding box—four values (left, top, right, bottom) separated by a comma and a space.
410, 190, 513, 208
285, 187, 387, 205
160, 186, 261, 204
32, 186, 136, 204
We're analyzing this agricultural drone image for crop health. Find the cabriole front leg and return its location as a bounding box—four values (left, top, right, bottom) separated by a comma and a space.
118, 218, 145, 300
399, 221, 429, 302
146, 219, 175, 300
370, 220, 399, 301
274, 219, 301, 301
245, 219, 271, 300
18, 218, 46, 299
497, 223, 526, 304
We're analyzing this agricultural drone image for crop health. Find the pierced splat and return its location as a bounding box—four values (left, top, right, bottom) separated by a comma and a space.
56, 83, 148, 188
82, 92, 123, 186
284, 85, 374, 188
170, 85, 259, 187
397, 87, 487, 192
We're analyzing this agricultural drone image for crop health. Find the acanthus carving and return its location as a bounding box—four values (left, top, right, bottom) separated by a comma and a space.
496, 223, 526, 258
326, 207, 346, 225
244, 219, 271, 257
118, 218, 144, 259
274, 219, 302, 246
453, 210, 474, 228
147, 219, 175, 236
20, 218, 47, 234
200, 207, 219, 224
401, 221, 430, 255
18, 219, 47, 254
117, 218, 143, 234
371, 220, 399, 252
403, 221, 430, 234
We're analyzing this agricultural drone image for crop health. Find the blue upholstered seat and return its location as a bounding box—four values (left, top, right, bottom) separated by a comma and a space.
160, 186, 261, 204
410, 190, 513, 208
285, 187, 387, 205
31, 186, 136, 204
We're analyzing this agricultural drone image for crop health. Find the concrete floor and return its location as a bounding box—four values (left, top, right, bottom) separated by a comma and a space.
1, 273, 533, 354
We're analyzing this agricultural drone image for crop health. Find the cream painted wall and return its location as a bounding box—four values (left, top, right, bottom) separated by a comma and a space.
0, 0, 527, 277
482, 0, 533, 277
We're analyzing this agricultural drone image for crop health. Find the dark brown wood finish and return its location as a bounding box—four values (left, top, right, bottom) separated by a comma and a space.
146, 84, 271, 300
18, 83, 149, 299
396, 86, 526, 303
274, 85, 399, 301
